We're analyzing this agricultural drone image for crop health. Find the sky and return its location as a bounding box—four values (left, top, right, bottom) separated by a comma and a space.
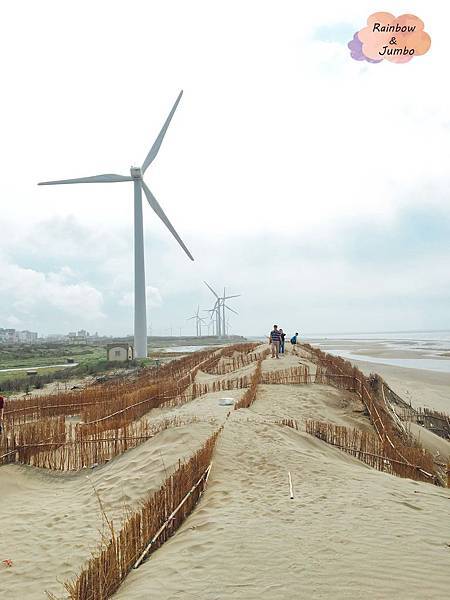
0, 0, 449, 338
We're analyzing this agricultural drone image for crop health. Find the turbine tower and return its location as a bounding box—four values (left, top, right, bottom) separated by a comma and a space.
203, 308, 216, 335
220, 287, 240, 338
38, 91, 193, 358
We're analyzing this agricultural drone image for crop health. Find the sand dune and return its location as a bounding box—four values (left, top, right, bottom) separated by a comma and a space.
1, 345, 449, 599
116, 408, 450, 600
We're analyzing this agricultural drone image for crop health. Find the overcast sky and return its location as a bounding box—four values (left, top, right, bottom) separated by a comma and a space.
1, 1, 449, 337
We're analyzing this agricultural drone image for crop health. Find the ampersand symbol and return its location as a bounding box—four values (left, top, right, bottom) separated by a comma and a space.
389, 37, 397, 45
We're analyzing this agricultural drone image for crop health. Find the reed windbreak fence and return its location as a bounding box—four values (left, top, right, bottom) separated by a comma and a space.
57, 429, 220, 600
305, 419, 437, 484
203, 345, 267, 375
3, 348, 221, 426
234, 359, 263, 410
1, 344, 258, 470
303, 344, 439, 484
261, 365, 310, 385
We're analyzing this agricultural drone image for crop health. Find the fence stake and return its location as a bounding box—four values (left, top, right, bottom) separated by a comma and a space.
288, 471, 294, 499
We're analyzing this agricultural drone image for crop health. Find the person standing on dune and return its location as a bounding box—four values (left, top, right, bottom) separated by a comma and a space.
279, 328, 286, 354
269, 325, 282, 358
0, 395, 5, 433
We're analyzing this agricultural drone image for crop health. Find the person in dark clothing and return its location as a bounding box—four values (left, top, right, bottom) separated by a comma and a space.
279, 329, 286, 354
0, 395, 5, 433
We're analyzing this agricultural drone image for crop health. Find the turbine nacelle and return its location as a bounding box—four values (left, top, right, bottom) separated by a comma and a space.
130, 166, 142, 179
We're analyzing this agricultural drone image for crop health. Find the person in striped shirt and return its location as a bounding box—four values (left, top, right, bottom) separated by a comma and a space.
269, 325, 282, 358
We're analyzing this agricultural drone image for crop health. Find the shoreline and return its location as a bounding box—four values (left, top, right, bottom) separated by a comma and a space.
309, 339, 450, 414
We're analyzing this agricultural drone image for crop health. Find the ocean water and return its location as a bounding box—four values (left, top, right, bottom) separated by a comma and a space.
304, 330, 450, 374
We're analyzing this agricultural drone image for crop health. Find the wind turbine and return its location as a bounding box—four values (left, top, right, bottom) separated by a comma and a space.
204, 282, 240, 338
38, 91, 193, 358
220, 287, 240, 338
187, 305, 206, 337
204, 282, 222, 338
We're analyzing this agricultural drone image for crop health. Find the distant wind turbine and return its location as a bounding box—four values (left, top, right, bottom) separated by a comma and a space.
204, 282, 222, 337
38, 91, 193, 358
187, 305, 206, 337
204, 281, 240, 338
221, 287, 240, 338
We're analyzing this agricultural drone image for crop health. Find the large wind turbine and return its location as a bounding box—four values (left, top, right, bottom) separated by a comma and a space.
38, 91, 193, 358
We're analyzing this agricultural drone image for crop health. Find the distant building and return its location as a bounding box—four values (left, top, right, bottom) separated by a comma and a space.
18, 330, 38, 344
47, 334, 68, 342
0, 328, 38, 344
107, 343, 134, 362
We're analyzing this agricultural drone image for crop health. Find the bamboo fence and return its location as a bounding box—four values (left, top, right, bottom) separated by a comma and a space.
1, 345, 255, 471
303, 344, 439, 484
305, 419, 438, 484
58, 429, 220, 600
203, 346, 268, 375
260, 365, 310, 385
4, 348, 220, 426
399, 406, 450, 441
2, 415, 207, 471
234, 360, 262, 410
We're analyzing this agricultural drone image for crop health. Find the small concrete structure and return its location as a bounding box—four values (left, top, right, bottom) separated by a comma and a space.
106, 343, 135, 362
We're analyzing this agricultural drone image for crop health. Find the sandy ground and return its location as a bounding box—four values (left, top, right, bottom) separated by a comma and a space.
1, 346, 449, 599
116, 379, 450, 600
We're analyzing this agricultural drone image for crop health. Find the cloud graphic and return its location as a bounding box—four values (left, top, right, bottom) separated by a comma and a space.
347, 33, 382, 63
349, 13, 431, 64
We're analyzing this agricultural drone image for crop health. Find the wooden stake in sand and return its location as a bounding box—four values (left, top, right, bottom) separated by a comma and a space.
288, 471, 294, 499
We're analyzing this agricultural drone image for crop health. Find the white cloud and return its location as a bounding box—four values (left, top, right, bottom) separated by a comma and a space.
119, 286, 163, 309
0, 256, 105, 325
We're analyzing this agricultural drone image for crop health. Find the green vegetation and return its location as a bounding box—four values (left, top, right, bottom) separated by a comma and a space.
0, 342, 159, 395
0, 343, 105, 370
0, 358, 155, 395
0, 339, 215, 396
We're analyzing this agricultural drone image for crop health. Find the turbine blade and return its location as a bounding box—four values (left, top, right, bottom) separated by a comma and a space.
141, 90, 183, 174
204, 281, 219, 298
38, 174, 132, 185
224, 304, 239, 315
224, 294, 241, 299
141, 181, 194, 261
